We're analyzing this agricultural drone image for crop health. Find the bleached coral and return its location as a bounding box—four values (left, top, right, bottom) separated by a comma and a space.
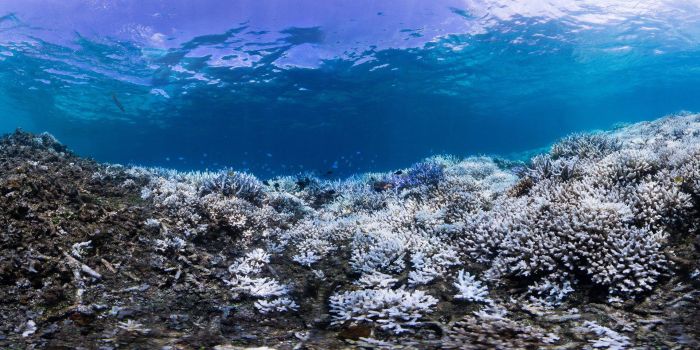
117, 320, 151, 335
292, 238, 333, 267
71, 241, 92, 258
153, 235, 186, 253
528, 154, 580, 182
329, 288, 438, 334
224, 248, 295, 313
483, 177, 673, 297
387, 161, 445, 191
551, 132, 621, 160
197, 171, 264, 202
228, 248, 270, 275
20, 320, 37, 338
408, 244, 460, 285
228, 276, 288, 298
254, 297, 299, 314
350, 229, 408, 274
355, 271, 399, 289
527, 275, 574, 307
130, 112, 700, 344
584, 321, 630, 350
453, 270, 490, 303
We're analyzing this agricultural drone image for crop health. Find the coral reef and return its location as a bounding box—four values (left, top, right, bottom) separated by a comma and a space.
1, 113, 700, 348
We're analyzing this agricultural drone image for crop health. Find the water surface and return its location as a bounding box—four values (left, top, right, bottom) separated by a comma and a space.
2, 0, 700, 177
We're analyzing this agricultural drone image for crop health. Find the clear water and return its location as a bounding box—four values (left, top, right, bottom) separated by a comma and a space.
2, 1, 700, 178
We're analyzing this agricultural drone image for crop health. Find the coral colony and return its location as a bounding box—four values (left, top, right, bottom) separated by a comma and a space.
2, 112, 700, 348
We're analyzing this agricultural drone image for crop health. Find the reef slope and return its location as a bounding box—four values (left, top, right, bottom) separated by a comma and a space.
1, 114, 699, 349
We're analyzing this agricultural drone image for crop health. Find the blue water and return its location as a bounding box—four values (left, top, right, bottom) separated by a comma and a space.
2, 1, 700, 178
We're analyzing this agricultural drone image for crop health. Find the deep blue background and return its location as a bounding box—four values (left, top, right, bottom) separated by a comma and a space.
2, 1, 700, 178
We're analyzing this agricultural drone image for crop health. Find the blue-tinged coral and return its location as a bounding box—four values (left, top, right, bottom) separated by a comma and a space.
387, 160, 445, 191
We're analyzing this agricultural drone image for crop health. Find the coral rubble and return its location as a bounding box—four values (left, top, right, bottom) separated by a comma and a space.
1, 113, 700, 348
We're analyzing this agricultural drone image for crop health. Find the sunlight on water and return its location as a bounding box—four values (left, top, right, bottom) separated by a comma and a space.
1, 0, 700, 177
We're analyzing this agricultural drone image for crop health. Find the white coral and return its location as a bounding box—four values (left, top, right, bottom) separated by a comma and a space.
228, 248, 270, 275
71, 241, 92, 258
255, 297, 299, 314
453, 270, 489, 303
584, 321, 630, 350
225, 248, 296, 313
329, 288, 438, 334
409, 246, 460, 285
356, 271, 399, 289
292, 238, 332, 267
228, 276, 288, 298
117, 320, 151, 335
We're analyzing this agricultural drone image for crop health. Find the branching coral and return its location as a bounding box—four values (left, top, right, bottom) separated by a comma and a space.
254, 297, 299, 314
329, 288, 438, 334
453, 270, 490, 303
583, 321, 630, 349
198, 171, 264, 202
129, 113, 700, 345
387, 161, 445, 191
225, 249, 296, 313
551, 132, 622, 160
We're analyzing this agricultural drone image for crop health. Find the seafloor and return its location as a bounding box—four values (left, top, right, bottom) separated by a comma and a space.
1, 113, 699, 349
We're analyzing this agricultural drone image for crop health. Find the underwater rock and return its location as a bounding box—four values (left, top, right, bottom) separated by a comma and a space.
1, 114, 700, 348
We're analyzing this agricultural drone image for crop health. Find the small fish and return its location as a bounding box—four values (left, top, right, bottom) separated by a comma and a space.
673, 176, 684, 184
394, 170, 403, 175
262, 180, 270, 186
111, 92, 125, 112
373, 181, 393, 192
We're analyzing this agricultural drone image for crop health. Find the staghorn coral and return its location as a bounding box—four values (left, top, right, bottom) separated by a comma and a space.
550, 132, 622, 160
224, 248, 297, 314
198, 171, 264, 202
453, 270, 490, 303
527, 154, 580, 182
355, 271, 399, 289
329, 288, 439, 334
583, 321, 631, 349
254, 297, 299, 314
133, 113, 699, 318
387, 160, 445, 191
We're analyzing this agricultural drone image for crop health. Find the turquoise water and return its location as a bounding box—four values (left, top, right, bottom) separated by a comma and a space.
2, 1, 700, 177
